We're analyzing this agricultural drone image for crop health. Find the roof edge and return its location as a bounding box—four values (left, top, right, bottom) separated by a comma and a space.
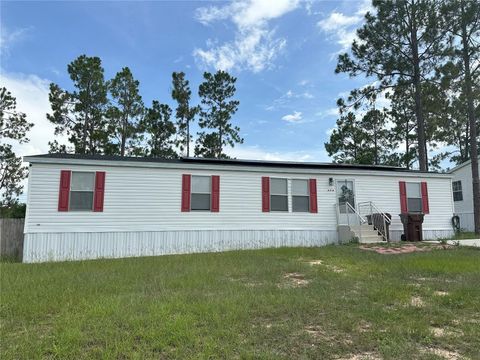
23, 153, 445, 175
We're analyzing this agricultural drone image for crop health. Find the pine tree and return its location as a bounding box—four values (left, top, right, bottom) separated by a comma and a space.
171, 72, 198, 157
196, 70, 242, 158
106, 67, 144, 156
0, 87, 34, 205
442, 0, 480, 233
47, 55, 109, 154
336, 0, 447, 171
140, 101, 177, 159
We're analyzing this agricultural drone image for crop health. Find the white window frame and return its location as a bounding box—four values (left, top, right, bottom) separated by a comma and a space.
452, 180, 463, 202
69, 171, 95, 212
190, 175, 212, 211
270, 177, 289, 212
406, 182, 422, 213
291, 178, 310, 213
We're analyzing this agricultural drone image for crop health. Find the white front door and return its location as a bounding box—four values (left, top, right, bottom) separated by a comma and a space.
336, 179, 356, 225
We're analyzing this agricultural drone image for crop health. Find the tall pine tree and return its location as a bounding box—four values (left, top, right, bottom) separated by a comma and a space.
196, 70, 242, 159
171, 72, 198, 157
106, 67, 144, 156
47, 55, 108, 154
0, 87, 34, 205
140, 101, 177, 159
442, 0, 480, 233
336, 0, 447, 171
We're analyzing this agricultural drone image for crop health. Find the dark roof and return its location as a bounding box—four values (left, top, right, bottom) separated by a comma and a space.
25, 153, 436, 173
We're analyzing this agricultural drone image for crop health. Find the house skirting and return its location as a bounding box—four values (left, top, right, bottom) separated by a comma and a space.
23, 230, 338, 263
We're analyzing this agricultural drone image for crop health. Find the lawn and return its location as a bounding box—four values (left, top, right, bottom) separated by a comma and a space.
1, 245, 479, 359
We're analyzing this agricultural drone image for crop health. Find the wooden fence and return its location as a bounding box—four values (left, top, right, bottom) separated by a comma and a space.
0, 218, 25, 261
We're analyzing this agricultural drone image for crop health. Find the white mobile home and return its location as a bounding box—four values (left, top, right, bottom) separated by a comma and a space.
23, 154, 455, 263
450, 156, 480, 232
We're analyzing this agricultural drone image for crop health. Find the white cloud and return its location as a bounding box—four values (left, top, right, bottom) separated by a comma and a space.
317, 0, 372, 52
266, 89, 315, 111
315, 107, 338, 118
282, 111, 303, 123
0, 25, 31, 54
0, 70, 65, 158
226, 144, 330, 162
193, 0, 300, 72
317, 12, 360, 32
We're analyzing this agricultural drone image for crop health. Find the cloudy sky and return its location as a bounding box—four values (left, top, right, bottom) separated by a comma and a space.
1, 0, 374, 162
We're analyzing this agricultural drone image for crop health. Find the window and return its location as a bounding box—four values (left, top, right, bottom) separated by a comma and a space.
70, 172, 95, 211
406, 182, 422, 213
452, 181, 463, 202
270, 178, 288, 211
191, 176, 211, 211
292, 179, 309, 212
337, 180, 355, 214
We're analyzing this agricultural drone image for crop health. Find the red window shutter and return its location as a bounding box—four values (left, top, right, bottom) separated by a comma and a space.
211, 175, 220, 212
262, 176, 270, 212
93, 171, 106, 212
58, 170, 71, 212
181, 174, 191, 212
421, 181, 430, 214
309, 179, 318, 213
399, 181, 408, 213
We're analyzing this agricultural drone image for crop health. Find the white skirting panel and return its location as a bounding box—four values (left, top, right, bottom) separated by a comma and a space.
23, 230, 338, 263
390, 229, 455, 241
455, 213, 474, 232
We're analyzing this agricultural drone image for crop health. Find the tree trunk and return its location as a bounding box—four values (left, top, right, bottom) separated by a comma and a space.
410, 17, 428, 171
186, 120, 190, 157
460, 2, 480, 234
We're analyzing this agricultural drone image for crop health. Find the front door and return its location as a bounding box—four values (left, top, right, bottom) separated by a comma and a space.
336, 179, 356, 225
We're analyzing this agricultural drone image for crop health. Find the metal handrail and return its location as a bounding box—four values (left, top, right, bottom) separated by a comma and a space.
357, 201, 390, 242
346, 202, 367, 224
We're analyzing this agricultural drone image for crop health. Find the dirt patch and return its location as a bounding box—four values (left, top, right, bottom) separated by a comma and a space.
410, 296, 425, 307
357, 321, 372, 333
430, 326, 463, 338
307, 259, 324, 265
281, 272, 310, 288
420, 346, 464, 359
434, 290, 449, 296
306, 259, 345, 273
336, 351, 382, 360
360, 243, 453, 255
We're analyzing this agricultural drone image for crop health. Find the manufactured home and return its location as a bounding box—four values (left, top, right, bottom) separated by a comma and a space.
450, 156, 480, 232
22, 154, 455, 263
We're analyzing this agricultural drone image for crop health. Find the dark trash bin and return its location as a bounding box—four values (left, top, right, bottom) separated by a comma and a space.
366, 213, 392, 240
399, 213, 425, 242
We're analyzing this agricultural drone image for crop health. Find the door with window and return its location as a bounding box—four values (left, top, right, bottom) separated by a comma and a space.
336, 179, 356, 224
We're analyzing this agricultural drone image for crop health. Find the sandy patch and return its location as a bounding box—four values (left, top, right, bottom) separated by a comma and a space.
410, 296, 425, 307
336, 351, 382, 360
306, 259, 345, 273
281, 272, 310, 288
430, 326, 463, 338
357, 321, 372, 333
420, 346, 464, 359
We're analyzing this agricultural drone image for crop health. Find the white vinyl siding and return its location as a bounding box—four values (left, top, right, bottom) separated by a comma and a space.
24, 161, 453, 235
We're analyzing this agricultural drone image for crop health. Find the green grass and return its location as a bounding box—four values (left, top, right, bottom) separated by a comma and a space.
453, 232, 479, 240
1, 245, 479, 359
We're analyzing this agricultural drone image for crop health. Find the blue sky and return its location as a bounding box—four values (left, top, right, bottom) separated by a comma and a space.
1, 0, 373, 162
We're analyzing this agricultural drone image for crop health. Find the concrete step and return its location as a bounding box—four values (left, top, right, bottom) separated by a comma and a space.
359, 235, 384, 244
